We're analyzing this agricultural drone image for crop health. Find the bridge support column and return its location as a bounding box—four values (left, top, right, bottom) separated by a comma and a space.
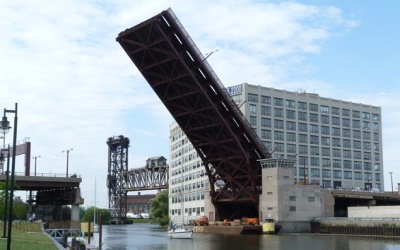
71, 188, 84, 229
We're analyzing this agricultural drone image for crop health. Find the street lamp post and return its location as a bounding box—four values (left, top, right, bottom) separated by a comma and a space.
1, 103, 18, 250
62, 148, 73, 177
32, 155, 41, 176
389, 172, 394, 194
0, 146, 10, 239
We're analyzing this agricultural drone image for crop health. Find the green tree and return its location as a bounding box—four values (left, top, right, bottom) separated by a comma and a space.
150, 190, 169, 227
14, 201, 28, 220
82, 206, 111, 224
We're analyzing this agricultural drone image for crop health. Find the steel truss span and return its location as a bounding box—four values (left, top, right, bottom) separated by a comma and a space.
122, 166, 168, 191
116, 8, 271, 220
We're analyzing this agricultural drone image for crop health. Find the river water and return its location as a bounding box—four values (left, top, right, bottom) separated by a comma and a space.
87, 224, 400, 250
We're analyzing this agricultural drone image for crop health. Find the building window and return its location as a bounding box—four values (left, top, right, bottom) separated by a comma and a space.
353, 140, 361, 149
298, 111, 307, 121
267, 207, 273, 210
298, 134, 308, 143
353, 151, 362, 159
331, 107, 340, 115
250, 116, 257, 126
287, 132, 296, 142
343, 150, 351, 158
343, 160, 352, 169
353, 120, 361, 129
310, 157, 320, 166
372, 113, 380, 121
289, 196, 296, 201
321, 126, 330, 135
310, 124, 319, 133
274, 97, 283, 106
321, 115, 329, 124
261, 118, 271, 127
353, 130, 361, 139
311, 168, 320, 177
286, 121, 296, 131
342, 109, 350, 117
333, 159, 341, 168
333, 170, 342, 179
248, 93, 258, 102
261, 106, 271, 116
287, 144, 296, 153
342, 129, 351, 138
363, 131, 371, 140
352, 110, 360, 118
289, 206, 296, 212
332, 149, 341, 158
298, 102, 307, 110
261, 129, 271, 139
373, 123, 379, 131
320, 105, 329, 113
362, 112, 370, 120
344, 171, 352, 180
274, 131, 284, 141
321, 137, 330, 145
286, 110, 296, 119
342, 118, 350, 127
332, 127, 340, 136
363, 121, 370, 130
354, 172, 362, 180
308, 197, 315, 202
274, 119, 284, 129
321, 148, 330, 156
274, 108, 284, 117
363, 141, 371, 150
249, 105, 257, 115
310, 113, 318, 123
332, 117, 340, 126
299, 145, 308, 154
322, 169, 331, 178
274, 142, 284, 152
298, 123, 307, 132
310, 135, 319, 145
309, 103, 318, 112
354, 161, 362, 170
343, 139, 351, 148
310, 147, 319, 156
322, 180, 331, 188
332, 138, 341, 147
286, 100, 295, 108
261, 95, 271, 104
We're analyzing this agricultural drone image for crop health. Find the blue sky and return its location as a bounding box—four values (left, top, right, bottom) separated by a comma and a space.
1, 0, 399, 208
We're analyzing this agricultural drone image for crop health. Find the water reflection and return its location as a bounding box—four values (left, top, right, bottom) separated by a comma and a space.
88, 224, 400, 250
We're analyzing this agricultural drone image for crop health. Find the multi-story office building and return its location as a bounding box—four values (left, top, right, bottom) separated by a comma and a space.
168, 82, 383, 223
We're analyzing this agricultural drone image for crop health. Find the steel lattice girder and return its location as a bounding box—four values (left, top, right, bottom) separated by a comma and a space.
122, 166, 169, 191
117, 8, 271, 220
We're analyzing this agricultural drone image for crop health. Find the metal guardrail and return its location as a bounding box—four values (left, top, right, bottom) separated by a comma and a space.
5, 171, 82, 178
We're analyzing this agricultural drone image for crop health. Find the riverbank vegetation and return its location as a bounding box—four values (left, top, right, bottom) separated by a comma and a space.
0, 221, 57, 250
150, 190, 169, 227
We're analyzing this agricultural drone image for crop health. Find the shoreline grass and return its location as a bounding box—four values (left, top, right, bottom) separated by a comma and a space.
0, 221, 58, 250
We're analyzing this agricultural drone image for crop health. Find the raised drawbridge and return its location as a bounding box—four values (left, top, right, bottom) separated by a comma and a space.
116, 8, 272, 220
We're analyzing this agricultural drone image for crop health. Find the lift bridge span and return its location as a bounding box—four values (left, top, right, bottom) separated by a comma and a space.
116, 8, 271, 220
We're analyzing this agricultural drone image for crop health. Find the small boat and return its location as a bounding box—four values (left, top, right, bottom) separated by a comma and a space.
168, 228, 193, 239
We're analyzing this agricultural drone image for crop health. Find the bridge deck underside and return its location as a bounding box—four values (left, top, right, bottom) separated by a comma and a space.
117, 9, 271, 219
